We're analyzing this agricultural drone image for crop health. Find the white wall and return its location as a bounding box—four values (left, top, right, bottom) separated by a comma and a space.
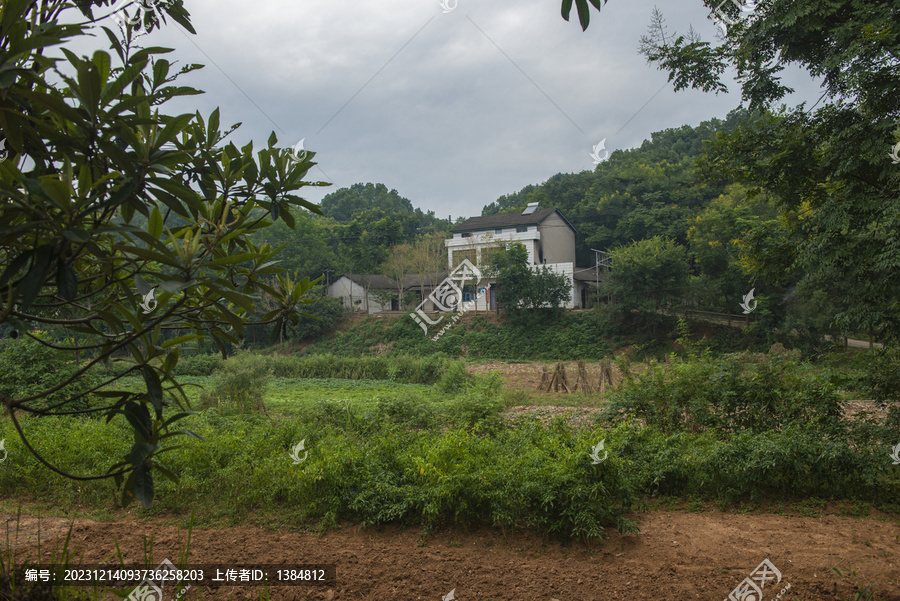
326, 277, 391, 314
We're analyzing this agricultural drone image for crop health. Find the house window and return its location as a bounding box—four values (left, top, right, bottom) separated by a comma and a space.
452, 249, 477, 269
480, 245, 503, 265
516, 226, 528, 233
461, 232, 471, 238
495, 228, 503, 234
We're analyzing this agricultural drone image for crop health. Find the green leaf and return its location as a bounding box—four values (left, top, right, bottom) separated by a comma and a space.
162, 347, 179, 373
208, 107, 220, 146
56, 262, 78, 301
269, 315, 284, 345
148, 206, 163, 239
161, 411, 197, 430
128, 441, 157, 467
17, 246, 54, 310
63, 229, 91, 243
205, 252, 257, 267
158, 429, 204, 441
154, 463, 181, 485
161, 334, 200, 348
123, 400, 153, 442
576, 0, 590, 31
152, 58, 170, 89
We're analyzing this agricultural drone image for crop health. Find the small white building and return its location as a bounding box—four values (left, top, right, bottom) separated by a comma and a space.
326, 272, 450, 314
326, 274, 397, 313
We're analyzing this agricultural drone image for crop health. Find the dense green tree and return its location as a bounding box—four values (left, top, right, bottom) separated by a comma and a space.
320, 183, 414, 223
602, 236, 690, 313
631, 1, 900, 341
250, 208, 337, 281
686, 185, 780, 310
0, 0, 325, 507
485, 244, 572, 313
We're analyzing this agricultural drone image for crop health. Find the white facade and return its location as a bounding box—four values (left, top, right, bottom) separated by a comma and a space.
445, 221, 580, 310
326, 276, 393, 313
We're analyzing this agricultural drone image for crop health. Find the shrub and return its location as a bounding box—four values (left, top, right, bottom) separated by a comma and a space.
0, 331, 99, 414
173, 353, 224, 376
200, 351, 271, 413
370, 394, 437, 430
600, 352, 843, 434
611, 421, 895, 505
437, 360, 471, 393
263, 353, 450, 384
857, 346, 900, 404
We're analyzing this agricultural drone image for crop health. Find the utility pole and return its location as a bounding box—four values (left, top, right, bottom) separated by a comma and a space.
591, 249, 612, 306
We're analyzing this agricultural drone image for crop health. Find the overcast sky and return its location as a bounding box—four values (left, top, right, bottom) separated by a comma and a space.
81, 0, 822, 219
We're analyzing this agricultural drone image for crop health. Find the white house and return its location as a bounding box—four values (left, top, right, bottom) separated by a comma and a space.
445, 202, 597, 310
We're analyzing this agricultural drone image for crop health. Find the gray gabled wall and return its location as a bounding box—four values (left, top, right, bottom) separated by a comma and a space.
537, 211, 575, 265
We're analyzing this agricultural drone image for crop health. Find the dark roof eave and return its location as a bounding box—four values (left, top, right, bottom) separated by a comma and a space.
451, 207, 578, 235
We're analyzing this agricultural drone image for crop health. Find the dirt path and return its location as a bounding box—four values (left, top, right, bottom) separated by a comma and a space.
3, 507, 899, 601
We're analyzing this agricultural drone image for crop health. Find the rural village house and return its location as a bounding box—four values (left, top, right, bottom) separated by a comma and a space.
326, 203, 601, 313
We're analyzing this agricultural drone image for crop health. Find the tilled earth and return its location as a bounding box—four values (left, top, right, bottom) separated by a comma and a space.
2, 507, 899, 601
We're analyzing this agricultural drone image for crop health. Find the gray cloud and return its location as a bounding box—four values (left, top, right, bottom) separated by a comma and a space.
87, 0, 823, 218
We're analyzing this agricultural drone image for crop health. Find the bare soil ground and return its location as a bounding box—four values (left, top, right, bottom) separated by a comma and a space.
3, 505, 899, 601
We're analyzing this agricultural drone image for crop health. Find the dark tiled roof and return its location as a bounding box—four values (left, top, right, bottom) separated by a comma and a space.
342, 274, 397, 289
451, 207, 577, 233
401, 272, 448, 289
338, 273, 451, 290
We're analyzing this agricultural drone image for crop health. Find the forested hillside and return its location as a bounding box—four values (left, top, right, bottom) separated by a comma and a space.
258, 110, 755, 288
482, 109, 750, 265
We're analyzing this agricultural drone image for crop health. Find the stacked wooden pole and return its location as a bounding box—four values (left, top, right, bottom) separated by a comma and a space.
598, 358, 614, 392
573, 360, 593, 393
538, 364, 550, 391
537, 361, 571, 393
538, 359, 615, 394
